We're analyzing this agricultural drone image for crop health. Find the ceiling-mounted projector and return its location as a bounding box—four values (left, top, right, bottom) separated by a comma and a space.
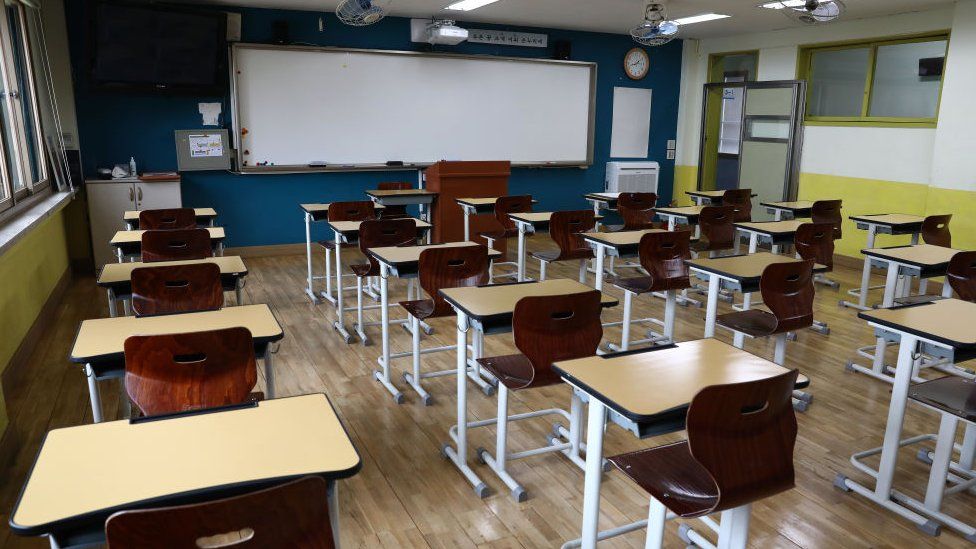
410, 18, 468, 45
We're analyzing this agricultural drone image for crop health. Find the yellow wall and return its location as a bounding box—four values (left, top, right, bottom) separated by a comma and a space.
0, 209, 71, 434
672, 165, 698, 207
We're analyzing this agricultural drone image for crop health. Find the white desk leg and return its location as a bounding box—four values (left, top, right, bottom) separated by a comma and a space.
463, 207, 471, 242
870, 263, 900, 374
733, 291, 752, 348
959, 425, 976, 470
718, 504, 752, 549
374, 263, 403, 403
443, 311, 487, 496
664, 289, 677, 341
85, 363, 103, 423
857, 225, 879, 308
328, 479, 341, 549
594, 244, 606, 291
517, 223, 527, 282
106, 289, 117, 318
704, 275, 720, 338
264, 343, 275, 398
748, 232, 758, 254
774, 209, 783, 221
333, 232, 352, 343
924, 414, 959, 511
667, 216, 676, 231
580, 399, 607, 549
304, 213, 319, 303
236, 279, 244, 305
877, 334, 919, 496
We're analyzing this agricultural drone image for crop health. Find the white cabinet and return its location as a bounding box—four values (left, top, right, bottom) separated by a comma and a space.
86, 178, 182, 268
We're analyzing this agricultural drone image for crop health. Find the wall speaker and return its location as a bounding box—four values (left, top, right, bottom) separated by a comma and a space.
272, 20, 290, 45
553, 40, 571, 61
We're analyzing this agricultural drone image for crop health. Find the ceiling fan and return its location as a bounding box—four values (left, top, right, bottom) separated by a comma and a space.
335, 0, 390, 26
762, 0, 846, 25
631, 0, 679, 47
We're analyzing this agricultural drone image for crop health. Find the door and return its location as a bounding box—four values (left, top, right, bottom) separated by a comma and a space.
87, 181, 135, 268
135, 180, 182, 211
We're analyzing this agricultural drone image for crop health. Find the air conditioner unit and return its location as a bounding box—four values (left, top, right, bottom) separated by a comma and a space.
605, 161, 659, 193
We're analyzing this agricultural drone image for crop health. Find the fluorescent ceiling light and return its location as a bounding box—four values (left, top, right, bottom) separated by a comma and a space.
673, 13, 731, 25
445, 0, 500, 11
759, 1, 807, 9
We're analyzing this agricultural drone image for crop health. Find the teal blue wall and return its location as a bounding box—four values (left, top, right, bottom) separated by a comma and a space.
65, 2, 682, 247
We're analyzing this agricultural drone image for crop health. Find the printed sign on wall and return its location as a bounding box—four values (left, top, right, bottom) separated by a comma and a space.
467, 29, 548, 48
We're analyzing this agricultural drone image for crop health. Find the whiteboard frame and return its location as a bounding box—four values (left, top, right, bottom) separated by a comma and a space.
228, 42, 598, 174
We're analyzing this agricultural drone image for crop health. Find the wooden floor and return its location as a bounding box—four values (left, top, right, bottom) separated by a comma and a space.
1, 241, 974, 548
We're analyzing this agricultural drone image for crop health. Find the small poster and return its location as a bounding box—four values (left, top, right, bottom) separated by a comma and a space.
188, 133, 224, 158
467, 29, 548, 48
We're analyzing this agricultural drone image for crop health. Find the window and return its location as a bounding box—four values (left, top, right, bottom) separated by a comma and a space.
800, 34, 949, 126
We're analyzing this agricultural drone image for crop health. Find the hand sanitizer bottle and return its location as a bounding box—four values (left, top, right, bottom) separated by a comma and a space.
129, 156, 137, 178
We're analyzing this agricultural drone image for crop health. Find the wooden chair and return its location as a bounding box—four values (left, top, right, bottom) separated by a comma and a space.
123, 327, 258, 416
479, 195, 533, 282
475, 291, 603, 501
947, 250, 976, 301
716, 259, 815, 410
141, 228, 212, 262
922, 214, 952, 247
138, 208, 197, 230
376, 181, 414, 218
131, 263, 223, 317
105, 476, 336, 549
399, 245, 491, 405
603, 192, 658, 232
690, 205, 736, 257
530, 210, 596, 283
609, 370, 799, 549
610, 231, 692, 350
317, 201, 378, 309
811, 200, 843, 241
794, 222, 835, 333
349, 218, 419, 345
722, 188, 753, 222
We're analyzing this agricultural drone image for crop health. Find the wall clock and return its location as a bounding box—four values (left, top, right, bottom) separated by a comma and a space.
624, 47, 650, 80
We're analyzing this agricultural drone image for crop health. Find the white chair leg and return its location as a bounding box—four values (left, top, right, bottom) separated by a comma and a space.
579, 259, 587, 283
717, 504, 751, 549
773, 332, 788, 365
620, 291, 633, 352
540, 260, 548, 281
645, 497, 668, 549
663, 289, 677, 341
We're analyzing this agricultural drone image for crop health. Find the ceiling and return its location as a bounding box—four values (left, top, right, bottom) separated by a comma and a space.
200, 0, 954, 38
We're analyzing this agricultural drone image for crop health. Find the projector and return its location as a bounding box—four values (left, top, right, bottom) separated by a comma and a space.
426, 21, 468, 45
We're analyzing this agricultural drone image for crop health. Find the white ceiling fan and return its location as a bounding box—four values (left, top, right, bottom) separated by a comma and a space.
761, 0, 846, 25
630, 0, 679, 47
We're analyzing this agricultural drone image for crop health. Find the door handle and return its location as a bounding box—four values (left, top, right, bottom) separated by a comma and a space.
129, 186, 134, 202
137, 186, 143, 202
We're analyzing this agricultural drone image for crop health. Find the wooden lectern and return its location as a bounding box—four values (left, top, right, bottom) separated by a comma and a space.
425, 161, 512, 248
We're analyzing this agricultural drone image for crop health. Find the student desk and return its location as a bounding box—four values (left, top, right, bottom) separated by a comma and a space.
366, 189, 437, 230
582, 229, 666, 291
685, 189, 756, 206
849, 244, 961, 384
97, 256, 248, 317
122, 207, 217, 230
582, 192, 620, 230
653, 205, 703, 231
839, 300, 976, 538
842, 213, 926, 311
553, 339, 807, 549
70, 304, 284, 423
455, 197, 538, 241
110, 227, 226, 262
734, 219, 805, 254
10, 394, 360, 549
507, 212, 603, 282
327, 218, 432, 343
686, 252, 826, 345
760, 200, 813, 221
366, 242, 501, 402
438, 280, 618, 496
300, 202, 384, 304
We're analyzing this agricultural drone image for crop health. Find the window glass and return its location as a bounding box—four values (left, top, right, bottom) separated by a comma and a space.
6, 6, 43, 185
869, 40, 947, 119
808, 47, 870, 117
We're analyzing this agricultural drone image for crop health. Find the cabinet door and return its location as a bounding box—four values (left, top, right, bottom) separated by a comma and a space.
87, 182, 136, 268
136, 181, 182, 211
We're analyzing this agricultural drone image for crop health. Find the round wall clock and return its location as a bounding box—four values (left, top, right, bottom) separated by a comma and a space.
624, 47, 650, 80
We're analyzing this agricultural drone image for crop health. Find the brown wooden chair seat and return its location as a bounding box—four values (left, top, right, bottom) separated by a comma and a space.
922, 214, 952, 247
722, 188, 753, 222
123, 327, 258, 416
105, 476, 336, 549
477, 195, 533, 281
376, 181, 414, 218
911, 376, 976, 427
317, 240, 356, 251
811, 200, 843, 240
715, 308, 779, 338
530, 210, 596, 283
609, 370, 798, 546
476, 354, 535, 390
131, 263, 223, 317
141, 228, 212, 262
689, 205, 735, 255
893, 294, 945, 306
138, 208, 197, 230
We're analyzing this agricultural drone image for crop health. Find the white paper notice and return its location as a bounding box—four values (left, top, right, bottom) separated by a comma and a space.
199, 102, 222, 126
188, 134, 224, 158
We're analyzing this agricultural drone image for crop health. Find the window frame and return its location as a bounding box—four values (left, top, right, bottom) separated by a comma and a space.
798, 32, 950, 128
707, 50, 760, 84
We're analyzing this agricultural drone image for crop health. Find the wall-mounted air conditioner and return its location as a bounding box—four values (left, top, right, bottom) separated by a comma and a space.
605, 161, 659, 193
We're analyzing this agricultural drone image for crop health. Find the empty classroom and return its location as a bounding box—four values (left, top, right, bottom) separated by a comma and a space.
2, 0, 976, 547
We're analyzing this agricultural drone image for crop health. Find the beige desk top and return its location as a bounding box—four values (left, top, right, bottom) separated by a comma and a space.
70, 304, 282, 363
734, 220, 805, 235
583, 229, 667, 247
849, 213, 925, 225
583, 192, 621, 200
863, 244, 962, 267
686, 190, 758, 199
98, 256, 247, 285
654, 205, 704, 217
366, 189, 437, 197
508, 212, 603, 224
687, 252, 823, 280
455, 197, 539, 207
123, 208, 216, 221
301, 203, 385, 213
440, 279, 617, 320
11, 394, 360, 532
111, 227, 225, 245
328, 218, 432, 233
369, 242, 501, 266
554, 339, 800, 419
761, 200, 814, 210
860, 299, 976, 348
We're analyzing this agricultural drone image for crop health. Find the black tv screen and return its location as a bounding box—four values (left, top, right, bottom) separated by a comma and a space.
91, 2, 226, 93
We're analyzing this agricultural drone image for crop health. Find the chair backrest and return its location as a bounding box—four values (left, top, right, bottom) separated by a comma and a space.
922, 214, 952, 247
722, 189, 753, 222
493, 195, 534, 232
811, 200, 842, 240
141, 228, 212, 262
376, 182, 413, 218
549, 210, 596, 256
947, 250, 976, 302
686, 369, 799, 514
794, 222, 835, 270
357, 218, 420, 276
131, 263, 223, 316
123, 327, 256, 416
637, 230, 692, 292
617, 192, 658, 230
759, 259, 815, 333
326, 201, 375, 222
138, 208, 197, 230
698, 206, 736, 251
105, 476, 334, 549
512, 290, 603, 388
417, 245, 490, 317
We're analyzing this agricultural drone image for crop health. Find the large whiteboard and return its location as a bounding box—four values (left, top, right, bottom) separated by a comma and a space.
231, 44, 596, 171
